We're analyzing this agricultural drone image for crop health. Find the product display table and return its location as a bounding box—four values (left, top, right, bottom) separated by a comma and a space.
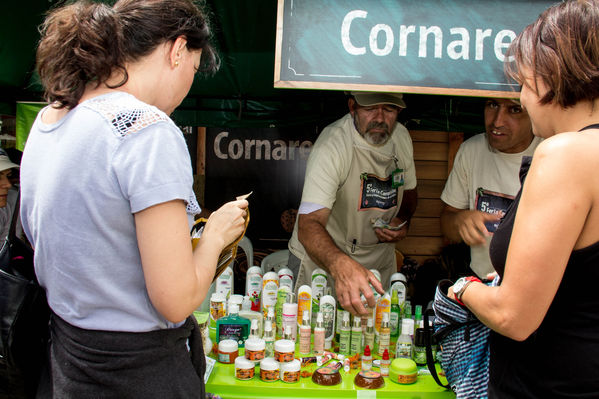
205, 354, 455, 398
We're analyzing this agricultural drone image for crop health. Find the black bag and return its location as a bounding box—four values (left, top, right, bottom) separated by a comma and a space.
0, 192, 50, 398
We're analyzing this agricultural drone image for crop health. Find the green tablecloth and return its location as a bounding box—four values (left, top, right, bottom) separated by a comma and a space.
205, 354, 455, 399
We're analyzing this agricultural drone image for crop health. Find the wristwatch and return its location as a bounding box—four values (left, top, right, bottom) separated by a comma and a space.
452, 276, 481, 306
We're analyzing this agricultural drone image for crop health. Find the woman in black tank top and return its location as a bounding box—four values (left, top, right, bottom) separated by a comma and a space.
446, 1, 599, 397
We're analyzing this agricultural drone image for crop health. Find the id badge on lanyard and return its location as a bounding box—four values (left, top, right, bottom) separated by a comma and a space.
391, 156, 404, 189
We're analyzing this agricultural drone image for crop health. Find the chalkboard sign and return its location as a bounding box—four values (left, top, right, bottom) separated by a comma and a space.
274, 0, 555, 97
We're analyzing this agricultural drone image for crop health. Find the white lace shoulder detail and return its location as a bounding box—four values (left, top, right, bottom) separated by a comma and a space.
83, 92, 171, 137
83, 93, 201, 216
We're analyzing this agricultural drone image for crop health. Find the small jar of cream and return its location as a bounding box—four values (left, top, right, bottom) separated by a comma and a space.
234, 356, 255, 381
274, 339, 295, 363
280, 358, 301, 383
245, 337, 266, 363
260, 357, 280, 382
218, 339, 238, 364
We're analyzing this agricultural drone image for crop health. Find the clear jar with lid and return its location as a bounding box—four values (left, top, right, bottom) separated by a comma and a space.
280, 358, 301, 383
235, 356, 255, 380
245, 337, 266, 363
274, 339, 295, 363
218, 339, 238, 364
260, 357, 280, 382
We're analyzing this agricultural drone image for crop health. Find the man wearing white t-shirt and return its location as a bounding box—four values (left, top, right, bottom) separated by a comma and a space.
440, 98, 542, 279
288, 92, 417, 316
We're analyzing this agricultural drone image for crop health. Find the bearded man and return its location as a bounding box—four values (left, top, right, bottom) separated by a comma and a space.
287, 92, 417, 316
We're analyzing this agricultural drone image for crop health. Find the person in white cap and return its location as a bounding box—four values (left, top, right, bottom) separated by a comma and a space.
288, 91, 417, 316
0, 148, 20, 241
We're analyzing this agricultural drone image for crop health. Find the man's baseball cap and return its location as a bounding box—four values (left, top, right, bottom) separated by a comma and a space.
351, 91, 406, 108
0, 148, 19, 172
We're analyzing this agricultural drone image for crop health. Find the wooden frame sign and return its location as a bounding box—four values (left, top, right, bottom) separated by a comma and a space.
274, 0, 555, 97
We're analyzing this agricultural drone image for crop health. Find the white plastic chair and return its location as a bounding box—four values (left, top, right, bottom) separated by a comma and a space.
260, 249, 290, 274
237, 236, 254, 267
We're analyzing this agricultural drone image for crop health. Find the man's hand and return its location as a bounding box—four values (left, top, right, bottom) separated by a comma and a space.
453, 210, 500, 245
441, 204, 500, 246
374, 217, 409, 242
330, 256, 384, 316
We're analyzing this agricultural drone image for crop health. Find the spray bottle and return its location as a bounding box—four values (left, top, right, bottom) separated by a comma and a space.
339, 311, 351, 356
313, 312, 325, 355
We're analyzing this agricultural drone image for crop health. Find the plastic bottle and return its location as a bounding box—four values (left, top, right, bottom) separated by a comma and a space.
265, 306, 276, 336
395, 318, 413, 359
377, 312, 390, 357
374, 292, 391, 335
404, 300, 412, 321
261, 272, 279, 319
335, 299, 344, 343
389, 272, 408, 309
283, 324, 293, 341
414, 305, 423, 329
380, 349, 390, 377
278, 267, 294, 292
319, 294, 336, 350
274, 286, 289, 338
364, 317, 375, 352
249, 318, 260, 339
413, 328, 427, 366
299, 311, 311, 355
215, 265, 234, 301
245, 266, 263, 311
310, 268, 328, 327
390, 289, 401, 343
362, 345, 372, 372
216, 303, 251, 347
282, 292, 298, 342
296, 285, 312, 332
339, 311, 351, 356
313, 312, 325, 355
238, 300, 264, 338
263, 321, 275, 358
350, 315, 362, 355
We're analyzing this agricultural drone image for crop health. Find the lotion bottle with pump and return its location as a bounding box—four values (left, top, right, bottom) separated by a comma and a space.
313, 312, 325, 355
299, 312, 311, 355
